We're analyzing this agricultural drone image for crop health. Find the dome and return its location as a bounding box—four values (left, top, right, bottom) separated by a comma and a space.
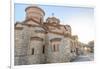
46, 16, 60, 24
25, 6, 45, 23
72, 35, 78, 40
25, 6, 45, 16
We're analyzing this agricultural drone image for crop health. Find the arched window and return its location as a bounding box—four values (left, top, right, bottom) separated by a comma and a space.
50, 38, 61, 52
53, 44, 59, 52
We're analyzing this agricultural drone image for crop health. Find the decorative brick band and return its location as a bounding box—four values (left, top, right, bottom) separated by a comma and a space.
30, 37, 43, 41
15, 27, 23, 30
49, 31, 71, 38
23, 23, 41, 27
50, 38, 61, 42
25, 6, 45, 16
35, 30, 46, 34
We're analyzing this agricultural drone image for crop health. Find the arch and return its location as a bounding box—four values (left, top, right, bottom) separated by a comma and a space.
50, 38, 61, 52
30, 37, 43, 41
50, 38, 61, 42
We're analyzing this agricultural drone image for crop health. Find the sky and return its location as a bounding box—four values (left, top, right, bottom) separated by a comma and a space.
15, 3, 94, 44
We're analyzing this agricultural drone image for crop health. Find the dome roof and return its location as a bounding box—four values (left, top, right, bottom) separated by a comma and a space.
25, 6, 45, 16
46, 16, 60, 24
72, 35, 78, 40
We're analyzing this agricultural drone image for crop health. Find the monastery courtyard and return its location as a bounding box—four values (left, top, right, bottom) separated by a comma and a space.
72, 53, 94, 62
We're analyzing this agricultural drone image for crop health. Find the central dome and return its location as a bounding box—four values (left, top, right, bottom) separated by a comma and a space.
25, 6, 45, 16
25, 6, 45, 23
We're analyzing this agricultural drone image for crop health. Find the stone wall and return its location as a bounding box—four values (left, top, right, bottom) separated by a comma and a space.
15, 25, 29, 65
15, 23, 75, 65
45, 33, 71, 63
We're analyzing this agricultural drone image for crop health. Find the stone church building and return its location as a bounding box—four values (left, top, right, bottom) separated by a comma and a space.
15, 6, 79, 65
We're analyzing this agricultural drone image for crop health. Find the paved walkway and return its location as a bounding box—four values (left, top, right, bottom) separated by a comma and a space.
72, 53, 94, 62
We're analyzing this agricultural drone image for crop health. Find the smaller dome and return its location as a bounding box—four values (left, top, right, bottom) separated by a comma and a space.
65, 25, 71, 28
72, 35, 78, 40
46, 16, 60, 24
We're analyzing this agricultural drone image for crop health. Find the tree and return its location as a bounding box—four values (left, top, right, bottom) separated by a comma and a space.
88, 40, 94, 53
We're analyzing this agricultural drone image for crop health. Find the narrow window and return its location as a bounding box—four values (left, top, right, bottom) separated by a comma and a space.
43, 45, 45, 54
32, 48, 34, 55
71, 49, 73, 53
53, 44, 59, 52
40, 16, 43, 23
54, 44, 56, 52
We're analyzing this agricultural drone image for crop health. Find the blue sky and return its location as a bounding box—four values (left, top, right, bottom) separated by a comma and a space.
15, 3, 94, 44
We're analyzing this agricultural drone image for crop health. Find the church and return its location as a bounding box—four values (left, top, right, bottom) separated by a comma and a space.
15, 6, 79, 65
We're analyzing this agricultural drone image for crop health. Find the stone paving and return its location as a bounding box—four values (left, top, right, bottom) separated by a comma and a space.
72, 53, 94, 62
